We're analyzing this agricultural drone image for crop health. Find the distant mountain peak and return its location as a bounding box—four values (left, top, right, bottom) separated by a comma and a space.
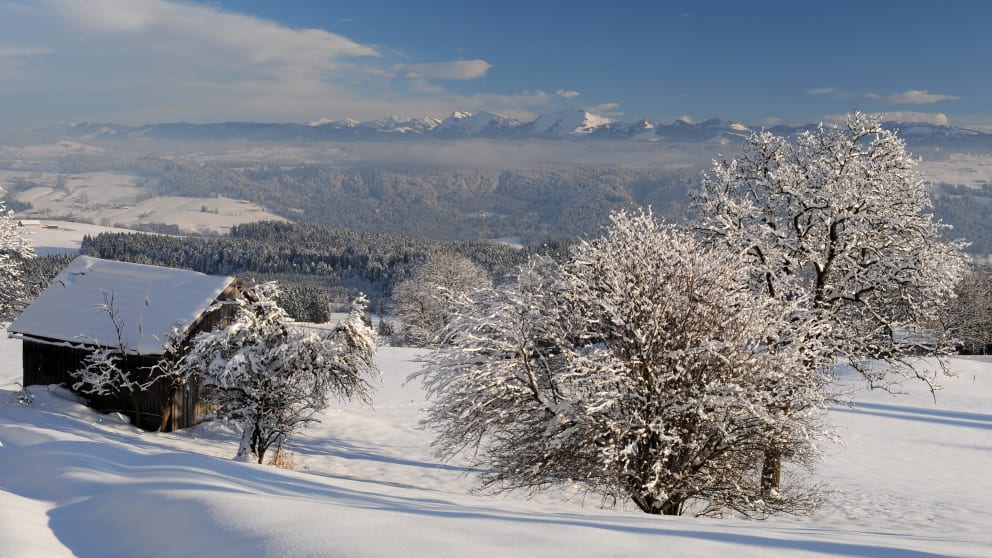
434, 111, 522, 137
529, 110, 612, 136
50, 111, 992, 150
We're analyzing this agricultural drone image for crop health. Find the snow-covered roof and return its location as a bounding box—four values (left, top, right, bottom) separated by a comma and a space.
9, 256, 235, 355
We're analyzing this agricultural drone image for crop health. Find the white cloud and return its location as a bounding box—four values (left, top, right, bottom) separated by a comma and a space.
808, 88, 837, 96
585, 102, 622, 116
393, 60, 492, 80
869, 90, 961, 105
676, 115, 694, 124
0, 0, 545, 128
762, 117, 783, 125
882, 111, 950, 125
555, 89, 580, 98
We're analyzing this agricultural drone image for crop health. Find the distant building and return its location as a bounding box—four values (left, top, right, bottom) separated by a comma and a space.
8, 256, 243, 431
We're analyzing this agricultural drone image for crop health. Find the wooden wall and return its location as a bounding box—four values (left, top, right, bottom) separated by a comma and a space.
19, 284, 242, 432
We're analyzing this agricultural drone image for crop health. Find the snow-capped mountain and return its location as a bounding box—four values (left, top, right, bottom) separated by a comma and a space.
51, 112, 992, 151
433, 111, 522, 137
357, 115, 441, 134
525, 110, 613, 136
308, 118, 359, 128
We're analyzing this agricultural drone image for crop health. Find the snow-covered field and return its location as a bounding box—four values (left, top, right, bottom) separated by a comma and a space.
1, 333, 990, 557
0, 169, 285, 235
921, 153, 992, 189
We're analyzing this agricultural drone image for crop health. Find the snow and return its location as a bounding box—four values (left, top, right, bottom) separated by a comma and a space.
1, 334, 991, 556
435, 111, 521, 136
0, 168, 286, 235
8, 256, 233, 355
358, 115, 441, 134
530, 110, 613, 136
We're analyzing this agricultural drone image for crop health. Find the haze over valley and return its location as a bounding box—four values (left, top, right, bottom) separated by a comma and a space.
2, 112, 991, 256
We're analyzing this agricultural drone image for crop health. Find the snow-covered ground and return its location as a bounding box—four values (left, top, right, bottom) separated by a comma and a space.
1, 169, 285, 235
15, 221, 141, 256
1, 334, 990, 557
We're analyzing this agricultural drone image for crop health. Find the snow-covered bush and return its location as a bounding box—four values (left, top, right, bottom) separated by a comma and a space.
418, 209, 833, 517
394, 251, 491, 346
182, 283, 379, 463
693, 112, 968, 389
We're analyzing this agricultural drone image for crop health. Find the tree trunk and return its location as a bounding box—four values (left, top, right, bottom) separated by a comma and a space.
235, 420, 254, 462
630, 490, 685, 516
251, 421, 266, 464
158, 388, 175, 432
761, 449, 781, 495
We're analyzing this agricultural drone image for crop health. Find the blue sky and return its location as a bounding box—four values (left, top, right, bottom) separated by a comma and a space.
0, 0, 989, 130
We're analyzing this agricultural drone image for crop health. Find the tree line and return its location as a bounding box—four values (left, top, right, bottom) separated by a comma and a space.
78, 221, 538, 318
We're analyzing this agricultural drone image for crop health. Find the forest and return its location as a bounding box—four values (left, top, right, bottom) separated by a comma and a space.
77, 221, 541, 319
47, 152, 991, 256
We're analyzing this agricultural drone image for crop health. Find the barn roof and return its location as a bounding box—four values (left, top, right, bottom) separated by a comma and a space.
9, 256, 235, 355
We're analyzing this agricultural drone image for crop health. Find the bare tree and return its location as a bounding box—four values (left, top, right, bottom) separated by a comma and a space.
70, 292, 147, 427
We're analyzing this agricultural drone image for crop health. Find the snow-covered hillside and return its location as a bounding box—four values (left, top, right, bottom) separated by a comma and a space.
1, 333, 990, 557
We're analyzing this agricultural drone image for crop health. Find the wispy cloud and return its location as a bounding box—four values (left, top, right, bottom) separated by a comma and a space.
0, 43, 51, 58
555, 89, 580, 98
0, 0, 549, 128
808, 88, 837, 96
882, 111, 950, 125
585, 102, 622, 116
393, 60, 493, 80
762, 117, 783, 125
868, 90, 961, 105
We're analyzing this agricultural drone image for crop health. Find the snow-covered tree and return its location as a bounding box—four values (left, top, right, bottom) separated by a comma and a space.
0, 198, 35, 321
944, 265, 992, 354
418, 209, 833, 517
394, 250, 492, 346
693, 112, 968, 389
182, 283, 379, 463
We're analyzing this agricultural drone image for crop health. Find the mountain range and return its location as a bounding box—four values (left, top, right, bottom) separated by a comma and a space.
55, 110, 992, 150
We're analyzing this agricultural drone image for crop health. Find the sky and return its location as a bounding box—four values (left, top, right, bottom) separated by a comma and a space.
0, 0, 990, 130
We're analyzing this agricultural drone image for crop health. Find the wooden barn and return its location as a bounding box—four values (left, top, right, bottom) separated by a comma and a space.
8, 256, 242, 431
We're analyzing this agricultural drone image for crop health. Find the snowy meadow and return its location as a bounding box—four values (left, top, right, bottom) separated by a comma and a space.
2, 117, 992, 556
1, 336, 990, 557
